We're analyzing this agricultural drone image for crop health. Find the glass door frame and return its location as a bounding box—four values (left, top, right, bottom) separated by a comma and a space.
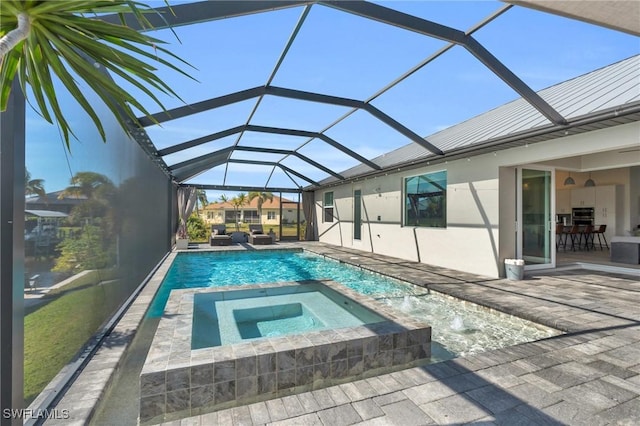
516, 166, 556, 270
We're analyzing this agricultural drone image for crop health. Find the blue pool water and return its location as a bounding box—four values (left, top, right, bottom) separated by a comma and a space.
148, 249, 409, 317
236, 302, 325, 339
150, 249, 559, 356
192, 282, 386, 348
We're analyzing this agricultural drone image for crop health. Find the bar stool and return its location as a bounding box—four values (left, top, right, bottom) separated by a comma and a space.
592, 224, 608, 250
556, 224, 567, 251
581, 224, 594, 251
567, 225, 580, 251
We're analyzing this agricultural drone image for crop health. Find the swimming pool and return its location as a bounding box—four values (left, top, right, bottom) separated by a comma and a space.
150, 249, 559, 357
150, 250, 423, 316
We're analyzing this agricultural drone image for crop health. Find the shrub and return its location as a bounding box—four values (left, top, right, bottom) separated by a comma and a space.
53, 225, 114, 273
187, 213, 208, 241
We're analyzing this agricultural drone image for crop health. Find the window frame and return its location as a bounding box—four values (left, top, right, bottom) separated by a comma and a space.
323, 191, 334, 223
403, 170, 447, 228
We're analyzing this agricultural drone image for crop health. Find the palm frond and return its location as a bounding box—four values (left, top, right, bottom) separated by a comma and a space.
0, 0, 196, 148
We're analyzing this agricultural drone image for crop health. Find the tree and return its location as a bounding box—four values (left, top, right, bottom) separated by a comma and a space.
53, 224, 114, 273
58, 172, 117, 239
58, 171, 115, 201
195, 189, 208, 212
248, 191, 274, 224
230, 193, 247, 231
0, 1, 193, 149
25, 169, 46, 198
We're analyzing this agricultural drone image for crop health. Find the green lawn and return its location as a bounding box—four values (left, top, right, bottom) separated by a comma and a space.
24, 270, 128, 404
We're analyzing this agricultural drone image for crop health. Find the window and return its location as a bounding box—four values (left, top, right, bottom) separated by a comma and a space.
243, 210, 259, 223
323, 191, 334, 223
267, 211, 276, 220
404, 171, 446, 227
225, 210, 239, 223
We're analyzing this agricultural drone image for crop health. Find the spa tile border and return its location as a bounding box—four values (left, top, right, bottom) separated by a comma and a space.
139, 280, 432, 423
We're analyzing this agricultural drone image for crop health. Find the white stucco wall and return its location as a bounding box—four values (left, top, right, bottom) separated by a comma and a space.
315, 121, 640, 278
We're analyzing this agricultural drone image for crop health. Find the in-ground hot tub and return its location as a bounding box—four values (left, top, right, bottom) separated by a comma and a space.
139, 280, 431, 423
192, 280, 388, 348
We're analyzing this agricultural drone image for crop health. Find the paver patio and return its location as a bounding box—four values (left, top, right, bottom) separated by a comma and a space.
47, 242, 640, 425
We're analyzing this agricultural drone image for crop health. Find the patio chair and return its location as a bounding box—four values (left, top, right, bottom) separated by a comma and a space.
248, 224, 273, 245
210, 225, 232, 246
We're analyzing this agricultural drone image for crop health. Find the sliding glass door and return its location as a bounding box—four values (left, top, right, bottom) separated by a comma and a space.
517, 167, 555, 269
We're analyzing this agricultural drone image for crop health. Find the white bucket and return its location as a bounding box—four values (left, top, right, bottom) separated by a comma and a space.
504, 259, 525, 280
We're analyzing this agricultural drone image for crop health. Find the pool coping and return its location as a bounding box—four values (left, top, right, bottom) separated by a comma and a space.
139, 279, 432, 423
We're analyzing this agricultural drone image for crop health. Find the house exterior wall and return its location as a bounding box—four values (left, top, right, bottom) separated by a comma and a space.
201, 208, 286, 226
201, 204, 301, 227
280, 205, 299, 224
315, 121, 640, 278
261, 209, 281, 226
202, 209, 224, 224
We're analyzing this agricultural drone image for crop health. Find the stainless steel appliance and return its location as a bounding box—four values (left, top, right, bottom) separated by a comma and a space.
572, 207, 594, 225
556, 214, 571, 225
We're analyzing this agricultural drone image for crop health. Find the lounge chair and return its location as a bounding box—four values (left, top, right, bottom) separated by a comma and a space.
210, 225, 232, 246
248, 224, 273, 245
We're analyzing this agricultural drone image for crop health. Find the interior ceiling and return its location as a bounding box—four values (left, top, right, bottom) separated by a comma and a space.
103, 1, 639, 193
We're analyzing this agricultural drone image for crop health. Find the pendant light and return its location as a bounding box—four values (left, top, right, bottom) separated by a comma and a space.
564, 172, 575, 186
584, 172, 596, 187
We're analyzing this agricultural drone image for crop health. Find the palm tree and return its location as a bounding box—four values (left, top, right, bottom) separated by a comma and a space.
230, 193, 247, 231
25, 170, 46, 199
0, 1, 192, 149
58, 172, 116, 226
58, 171, 115, 201
248, 191, 274, 224
195, 189, 208, 212
216, 194, 229, 225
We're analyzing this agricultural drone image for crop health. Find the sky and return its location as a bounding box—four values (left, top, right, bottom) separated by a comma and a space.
25, 0, 640, 202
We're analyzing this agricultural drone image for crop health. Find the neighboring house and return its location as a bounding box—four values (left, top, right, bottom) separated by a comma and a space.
201, 195, 302, 227
25, 190, 87, 215
313, 55, 640, 278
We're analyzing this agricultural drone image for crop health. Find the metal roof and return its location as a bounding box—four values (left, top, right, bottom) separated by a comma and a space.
322, 54, 640, 184
101, 1, 639, 194
25, 210, 69, 218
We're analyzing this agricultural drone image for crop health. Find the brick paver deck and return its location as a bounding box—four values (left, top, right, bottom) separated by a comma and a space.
173, 244, 640, 425
47, 242, 640, 425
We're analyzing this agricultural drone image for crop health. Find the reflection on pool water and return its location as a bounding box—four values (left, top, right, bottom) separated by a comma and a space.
152, 250, 560, 357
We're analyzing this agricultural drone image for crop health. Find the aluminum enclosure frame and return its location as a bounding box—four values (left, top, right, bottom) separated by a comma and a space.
117, 0, 575, 193
0, 2, 634, 425
0, 81, 26, 426
157, 124, 381, 171
138, 85, 445, 154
